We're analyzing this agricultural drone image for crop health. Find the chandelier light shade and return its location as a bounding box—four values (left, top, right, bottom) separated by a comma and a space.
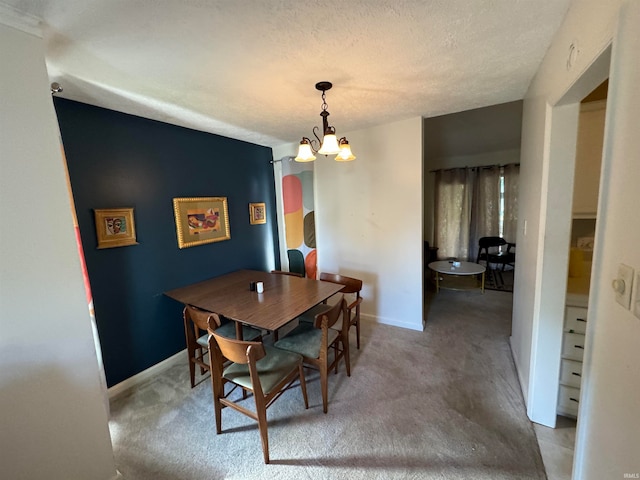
318, 131, 340, 155
336, 138, 356, 161
295, 81, 356, 162
295, 138, 316, 162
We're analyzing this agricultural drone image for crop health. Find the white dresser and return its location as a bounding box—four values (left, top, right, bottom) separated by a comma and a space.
557, 301, 588, 417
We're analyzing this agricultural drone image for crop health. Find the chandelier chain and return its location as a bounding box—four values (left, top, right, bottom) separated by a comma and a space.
321, 90, 328, 112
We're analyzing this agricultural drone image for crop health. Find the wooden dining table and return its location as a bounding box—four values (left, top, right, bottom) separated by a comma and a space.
164, 269, 344, 338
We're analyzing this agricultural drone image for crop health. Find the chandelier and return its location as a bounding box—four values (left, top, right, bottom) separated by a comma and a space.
294, 81, 356, 162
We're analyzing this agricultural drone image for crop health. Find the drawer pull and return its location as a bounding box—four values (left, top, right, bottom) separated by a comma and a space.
574, 345, 584, 349
577, 318, 586, 322
569, 397, 579, 403
571, 372, 582, 377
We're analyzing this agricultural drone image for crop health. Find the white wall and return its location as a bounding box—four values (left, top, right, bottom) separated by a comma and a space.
0, 18, 118, 480
274, 117, 424, 331
573, 101, 605, 216
513, 0, 640, 477
575, 2, 640, 476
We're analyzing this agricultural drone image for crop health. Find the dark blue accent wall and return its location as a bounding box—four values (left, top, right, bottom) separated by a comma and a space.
54, 98, 280, 387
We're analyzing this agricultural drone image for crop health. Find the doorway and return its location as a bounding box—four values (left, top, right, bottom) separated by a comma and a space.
537, 80, 608, 480
527, 47, 611, 480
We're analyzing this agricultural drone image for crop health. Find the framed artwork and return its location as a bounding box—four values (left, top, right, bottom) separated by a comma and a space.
249, 202, 266, 225
94, 208, 138, 249
173, 196, 230, 249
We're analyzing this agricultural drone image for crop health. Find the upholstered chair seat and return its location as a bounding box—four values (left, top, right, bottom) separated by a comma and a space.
274, 322, 339, 359
222, 345, 305, 394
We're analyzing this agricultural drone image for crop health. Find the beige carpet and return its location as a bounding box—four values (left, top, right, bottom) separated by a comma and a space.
109, 289, 546, 479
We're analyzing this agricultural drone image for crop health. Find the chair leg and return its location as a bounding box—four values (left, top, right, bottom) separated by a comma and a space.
188, 352, 196, 388
355, 319, 361, 350
488, 268, 498, 287
212, 390, 223, 434
298, 363, 309, 409
320, 363, 329, 414
343, 335, 351, 377
254, 396, 270, 464
211, 375, 223, 434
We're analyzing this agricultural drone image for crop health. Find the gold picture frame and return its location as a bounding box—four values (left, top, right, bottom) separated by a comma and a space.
173, 197, 230, 249
94, 208, 138, 249
249, 202, 266, 225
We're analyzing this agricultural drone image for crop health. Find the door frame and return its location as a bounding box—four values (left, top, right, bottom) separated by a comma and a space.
527, 46, 611, 427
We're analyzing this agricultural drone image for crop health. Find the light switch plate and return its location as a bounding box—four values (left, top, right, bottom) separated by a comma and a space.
615, 264, 634, 310
634, 272, 640, 320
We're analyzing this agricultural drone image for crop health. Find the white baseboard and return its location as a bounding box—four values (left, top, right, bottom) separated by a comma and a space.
509, 335, 530, 407
361, 312, 424, 331
108, 349, 186, 401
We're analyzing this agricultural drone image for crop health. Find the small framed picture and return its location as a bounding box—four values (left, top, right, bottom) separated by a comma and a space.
173, 196, 230, 249
94, 208, 138, 249
249, 202, 266, 225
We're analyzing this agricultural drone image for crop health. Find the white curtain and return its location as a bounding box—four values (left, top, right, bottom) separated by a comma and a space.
503, 164, 520, 244
469, 166, 501, 262
434, 164, 518, 261
434, 168, 475, 260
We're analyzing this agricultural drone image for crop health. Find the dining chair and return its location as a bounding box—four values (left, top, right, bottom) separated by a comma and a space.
208, 325, 309, 464
298, 272, 364, 349
274, 296, 348, 414
183, 305, 261, 388
319, 273, 364, 350
287, 249, 306, 277
476, 236, 516, 286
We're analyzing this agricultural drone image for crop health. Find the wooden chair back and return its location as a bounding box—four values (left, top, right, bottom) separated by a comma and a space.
183, 305, 223, 388
313, 295, 346, 331
210, 330, 266, 365
319, 272, 362, 295
185, 304, 221, 332
318, 272, 364, 349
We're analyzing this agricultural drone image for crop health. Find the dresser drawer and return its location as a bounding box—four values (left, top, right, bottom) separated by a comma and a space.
558, 385, 580, 417
559, 359, 583, 388
562, 332, 585, 361
565, 306, 588, 334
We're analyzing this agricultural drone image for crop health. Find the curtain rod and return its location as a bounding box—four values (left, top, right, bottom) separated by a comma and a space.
270, 156, 294, 164
429, 162, 520, 173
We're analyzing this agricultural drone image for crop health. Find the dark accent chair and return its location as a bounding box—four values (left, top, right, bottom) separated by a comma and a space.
476, 236, 516, 286
287, 249, 306, 277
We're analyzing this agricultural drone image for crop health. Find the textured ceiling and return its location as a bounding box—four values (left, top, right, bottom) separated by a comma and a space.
4, 0, 571, 148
